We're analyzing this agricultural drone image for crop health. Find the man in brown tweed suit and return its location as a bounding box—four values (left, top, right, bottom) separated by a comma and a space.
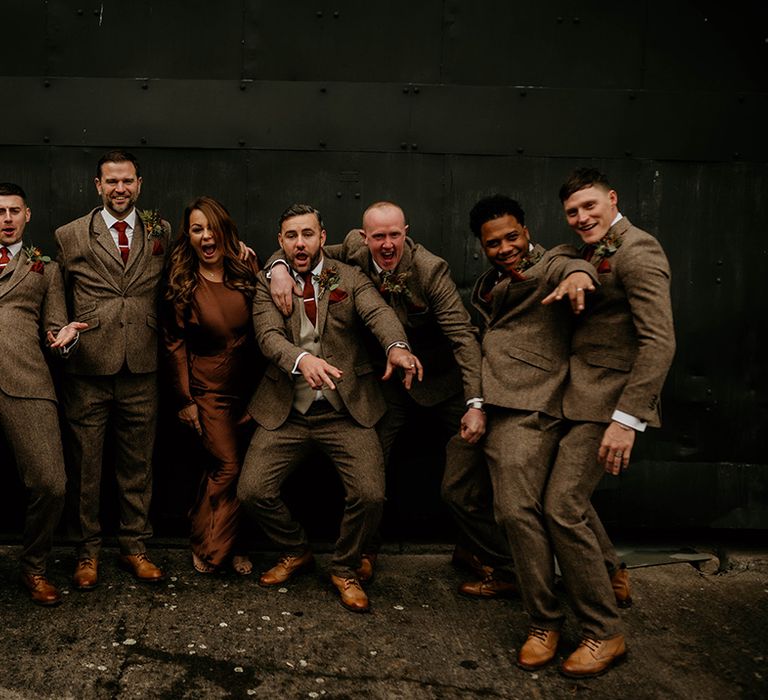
55, 150, 171, 590
237, 203, 421, 614
0, 182, 84, 605
269, 201, 515, 590
538, 169, 676, 678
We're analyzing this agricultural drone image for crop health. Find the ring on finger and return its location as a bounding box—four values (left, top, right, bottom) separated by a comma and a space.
576, 287, 583, 291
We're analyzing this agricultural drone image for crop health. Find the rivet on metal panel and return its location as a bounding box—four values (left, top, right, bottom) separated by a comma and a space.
516, 148, 523, 154
519, 90, 527, 97
333, 11, 340, 18
240, 82, 247, 91
320, 86, 327, 93
625, 151, 632, 157
473, 252, 479, 260
336, 192, 343, 198
400, 142, 407, 149
573, 17, 581, 24
733, 152, 740, 159
43, 80, 51, 88
413, 86, 420, 94
43, 136, 50, 143
140, 137, 147, 144
319, 141, 327, 148
716, 259, 723, 266
238, 140, 246, 147
715, 277, 722, 284
93, 9, 99, 15
403, 86, 410, 94
316, 10, 323, 18
141, 83, 149, 90
557, 16, 563, 23
411, 143, 418, 150
354, 193, 360, 199
737, 95, 745, 104
628, 93, 636, 100
77, 9, 84, 16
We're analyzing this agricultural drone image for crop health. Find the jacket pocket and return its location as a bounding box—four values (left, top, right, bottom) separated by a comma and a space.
354, 362, 374, 376
583, 351, 631, 372
507, 346, 553, 372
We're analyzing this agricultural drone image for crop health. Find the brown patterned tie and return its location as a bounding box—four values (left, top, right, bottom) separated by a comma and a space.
114, 221, 130, 263
302, 272, 317, 326
0, 246, 10, 272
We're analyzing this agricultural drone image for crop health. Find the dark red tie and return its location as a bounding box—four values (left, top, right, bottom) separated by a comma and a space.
0, 246, 9, 271
114, 221, 130, 263
302, 272, 317, 326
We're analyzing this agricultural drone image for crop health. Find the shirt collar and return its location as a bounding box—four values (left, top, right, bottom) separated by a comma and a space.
100, 207, 137, 232
611, 212, 623, 226
2, 240, 24, 257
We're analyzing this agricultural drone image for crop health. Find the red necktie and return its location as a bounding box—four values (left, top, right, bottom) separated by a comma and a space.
0, 246, 10, 271
302, 272, 317, 326
114, 221, 130, 263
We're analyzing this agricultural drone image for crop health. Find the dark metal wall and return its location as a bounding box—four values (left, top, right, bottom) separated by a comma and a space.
1, 1, 767, 537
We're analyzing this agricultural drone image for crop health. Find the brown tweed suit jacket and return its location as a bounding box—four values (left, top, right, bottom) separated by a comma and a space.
0, 248, 68, 401
249, 259, 408, 430
471, 244, 596, 418
329, 231, 482, 406
563, 217, 675, 427
54, 208, 171, 375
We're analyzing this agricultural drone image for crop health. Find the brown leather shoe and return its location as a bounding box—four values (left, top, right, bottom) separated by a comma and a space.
20, 572, 62, 607
356, 553, 377, 583
118, 553, 165, 583
451, 544, 492, 579
560, 635, 627, 678
518, 627, 560, 670
259, 551, 315, 586
330, 574, 370, 613
611, 564, 632, 608
458, 573, 518, 599
73, 557, 99, 590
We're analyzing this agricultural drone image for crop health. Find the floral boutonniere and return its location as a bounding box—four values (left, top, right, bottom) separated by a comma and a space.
315, 265, 341, 299
23, 243, 51, 274
582, 227, 623, 273
139, 208, 165, 255
380, 271, 412, 299
506, 246, 544, 281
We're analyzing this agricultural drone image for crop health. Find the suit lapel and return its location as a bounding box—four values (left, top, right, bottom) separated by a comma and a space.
0, 250, 30, 299
91, 210, 124, 266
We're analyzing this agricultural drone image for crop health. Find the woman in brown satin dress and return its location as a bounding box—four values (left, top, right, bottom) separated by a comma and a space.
163, 196, 262, 575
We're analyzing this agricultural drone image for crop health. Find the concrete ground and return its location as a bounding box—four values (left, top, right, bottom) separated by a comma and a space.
0, 543, 766, 699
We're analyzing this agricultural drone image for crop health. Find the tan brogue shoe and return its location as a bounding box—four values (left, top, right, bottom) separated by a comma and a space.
518, 627, 560, 670
451, 544, 492, 579
458, 573, 518, 599
560, 635, 627, 678
73, 557, 99, 590
119, 553, 165, 583
330, 575, 370, 613
611, 564, 632, 608
20, 572, 62, 607
356, 553, 377, 583
259, 551, 315, 587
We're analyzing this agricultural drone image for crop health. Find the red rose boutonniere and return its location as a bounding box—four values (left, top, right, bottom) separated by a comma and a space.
582, 227, 623, 273
379, 271, 412, 300
23, 243, 51, 274
316, 266, 342, 301
140, 209, 165, 256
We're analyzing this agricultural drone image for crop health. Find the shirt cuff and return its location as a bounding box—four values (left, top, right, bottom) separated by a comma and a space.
465, 397, 484, 410
386, 341, 411, 354
292, 351, 310, 374
612, 409, 647, 433
59, 332, 80, 356
266, 258, 291, 279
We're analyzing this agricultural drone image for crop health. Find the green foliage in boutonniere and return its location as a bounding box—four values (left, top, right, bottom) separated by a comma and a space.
23, 243, 51, 264
315, 265, 341, 299
139, 209, 165, 239
380, 271, 412, 299
514, 246, 544, 275
586, 227, 623, 259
